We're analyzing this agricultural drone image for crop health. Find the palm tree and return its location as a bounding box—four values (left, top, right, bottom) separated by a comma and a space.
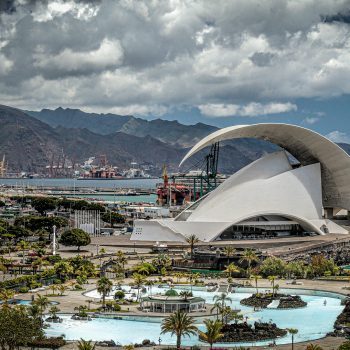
213, 293, 232, 309
239, 248, 259, 276
97, 277, 113, 308
306, 344, 323, 350
77, 339, 96, 350
287, 328, 298, 350
198, 319, 223, 350
251, 274, 262, 294
224, 246, 236, 265
116, 251, 127, 269
225, 262, 239, 278
268, 275, 278, 297
33, 294, 50, 320
0, 288, 14, 304
58, 284, 68, 296
17, 240, 30, 264
49, 305, 60, 319
50, 284, 57, 295
185, 234, 199, 258
179, 290, 192, 301
132, 273, 145, 301
161, 310, 198, 350
145, 279, 155, 296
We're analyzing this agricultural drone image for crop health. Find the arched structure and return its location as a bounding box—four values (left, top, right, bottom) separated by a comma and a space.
181, 123, 350, 211
131, 124, 350, 243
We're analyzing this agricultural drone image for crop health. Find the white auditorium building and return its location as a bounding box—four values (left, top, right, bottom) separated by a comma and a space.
131, 124, 350, 243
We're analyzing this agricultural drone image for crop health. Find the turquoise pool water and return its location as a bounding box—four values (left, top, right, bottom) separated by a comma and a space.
46, 286, 344, 346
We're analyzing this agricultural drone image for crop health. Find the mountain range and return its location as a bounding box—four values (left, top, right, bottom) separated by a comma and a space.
1, 104, 346, 176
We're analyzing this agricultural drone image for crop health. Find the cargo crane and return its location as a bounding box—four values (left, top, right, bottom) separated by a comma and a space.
157, 142, 223, 206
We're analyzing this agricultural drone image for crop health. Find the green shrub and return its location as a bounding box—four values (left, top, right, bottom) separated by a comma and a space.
18, 287, 29, 293
115, 290, 125, 300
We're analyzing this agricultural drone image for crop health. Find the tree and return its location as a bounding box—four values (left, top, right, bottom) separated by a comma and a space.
198, 319, 223, 350
145, 279, 155, 296
0, 288, 14, 304
132, 273, 145, 301
260, 256, 287, 277
32, 294, 50, 321
101, 211, 125, 226
338, 341, 350, 350
32, 197, 57, 215
161, 310, 198, 350
16, 240, 30, 263
287, 328, 298, 350
54, 261, 74, 281
77, 339, 96, 350
58, 283, 68, 296
268, 275, 278, 297
49, 305, 60, 319
306, 344, 323, 350
225, 262, 239, 278
213, 293, 232, 309
97, 277, 113, 308
134, 262, 156, 276
239, 248, 259, 276
59, 228, 91, 251
185, 234, 199, 258
251, 274, 262, 294
180, 290, 193, 301
224, 246, 236, 265
0, 305, 43, 349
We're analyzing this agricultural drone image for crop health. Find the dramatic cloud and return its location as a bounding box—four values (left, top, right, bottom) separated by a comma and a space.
1, 0, 350, 118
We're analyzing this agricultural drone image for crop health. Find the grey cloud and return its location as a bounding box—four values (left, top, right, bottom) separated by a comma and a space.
1, 0, 350, 115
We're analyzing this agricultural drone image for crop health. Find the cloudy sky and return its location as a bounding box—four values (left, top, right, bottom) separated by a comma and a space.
1, 0, 350, 141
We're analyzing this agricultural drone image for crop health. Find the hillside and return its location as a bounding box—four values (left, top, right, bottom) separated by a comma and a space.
27, 108, 217, 147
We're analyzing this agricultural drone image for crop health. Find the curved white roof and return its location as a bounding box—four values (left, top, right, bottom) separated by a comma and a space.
180, 123, 350, 210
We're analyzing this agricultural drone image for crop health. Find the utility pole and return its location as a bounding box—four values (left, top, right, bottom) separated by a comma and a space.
52, 225, 57, 256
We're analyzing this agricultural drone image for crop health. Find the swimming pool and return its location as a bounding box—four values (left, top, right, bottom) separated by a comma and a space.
46, 286, 345, 347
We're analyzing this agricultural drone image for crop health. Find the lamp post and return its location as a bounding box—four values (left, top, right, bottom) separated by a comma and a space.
52, 225, 57, 256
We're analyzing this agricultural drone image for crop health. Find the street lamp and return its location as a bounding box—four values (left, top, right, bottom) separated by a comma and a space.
52, 225, 57, 256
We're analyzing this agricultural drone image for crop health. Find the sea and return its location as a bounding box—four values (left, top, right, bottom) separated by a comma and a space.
0, 178, 160, 189
0, 178, 160, 203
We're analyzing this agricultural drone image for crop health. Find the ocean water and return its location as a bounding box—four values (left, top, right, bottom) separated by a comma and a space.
0, 178, 160, 190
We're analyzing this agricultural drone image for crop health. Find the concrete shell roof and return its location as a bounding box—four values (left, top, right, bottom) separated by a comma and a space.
180, 123, 350, 210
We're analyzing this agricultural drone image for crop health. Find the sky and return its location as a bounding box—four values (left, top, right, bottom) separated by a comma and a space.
1, 0, 350, 141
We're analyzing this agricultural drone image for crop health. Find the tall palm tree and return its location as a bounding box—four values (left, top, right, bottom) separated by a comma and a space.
185, 234, 199, 258
251, 274, 262, 294
161, 310, 198, 350
116, 251, 127, 269
224, 246, 236, 265
145, 279, 155, 296
225, 262, 239, 278
198, 319, 223, 350
213, 293, 232, 309
132, 273, 145, 301
268, 275, 278, 297
17, 240, 30, 264
96, 277, 113, 308
239, 248, 259, 276
77, 339, 96, 350
287, 328, 298, 350
33, 294, 50, 320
